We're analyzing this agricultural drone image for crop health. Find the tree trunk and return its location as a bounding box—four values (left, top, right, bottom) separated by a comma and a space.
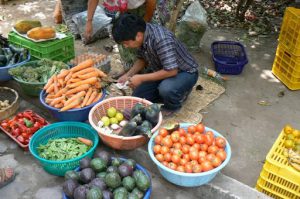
168, 0, 185, 32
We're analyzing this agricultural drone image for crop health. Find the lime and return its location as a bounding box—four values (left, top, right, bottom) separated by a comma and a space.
286, 134, 295, 140
110, 117, 118, 124
284, 140, 294, 149
107, 107, 117, 118
115, 112, 124, 122
284, 124, 293, 134
101, 116, 110, 126
292, 130, 300, 138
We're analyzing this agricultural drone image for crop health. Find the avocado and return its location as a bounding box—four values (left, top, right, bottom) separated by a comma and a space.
132, 170, 144, 182
128, 193, 139, 199
111, 158, 123, 167
65, 170, 80, 181
96, 172, 107, 180
105, 172, 121, 189
90, 158, 107, 172
80, 168, 96, 184
122, 176, 136, 191
131, 188, 144, 199
118, 163, 133, 177
113, 187, 128, 196
106, 166, 118, 173
87, 187, 103, 199
114, 191, 128, 199
124, 159, 136, 169
136, 173, 150, 192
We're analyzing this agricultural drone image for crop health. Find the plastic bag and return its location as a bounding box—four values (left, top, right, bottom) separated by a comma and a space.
72, 6, 112, 44
176, 1, 208, 51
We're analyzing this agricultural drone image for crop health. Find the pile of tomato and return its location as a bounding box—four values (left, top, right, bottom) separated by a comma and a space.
0, 110, 48, 145
153, 123, 227, 173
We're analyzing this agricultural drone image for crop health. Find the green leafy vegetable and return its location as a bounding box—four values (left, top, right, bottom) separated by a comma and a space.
37, 138, 91, 161
23, 118, 33, 127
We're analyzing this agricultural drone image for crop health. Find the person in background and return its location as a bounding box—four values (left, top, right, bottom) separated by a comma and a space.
0, 168, 15, 188
112, 14, 199, 115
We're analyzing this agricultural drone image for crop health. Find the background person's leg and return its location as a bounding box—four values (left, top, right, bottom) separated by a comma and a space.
158, 72, 198, 111
132, 81, 162, 103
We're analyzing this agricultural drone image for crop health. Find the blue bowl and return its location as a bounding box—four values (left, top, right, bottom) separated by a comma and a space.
0, 51, 30, 82
148, 123, 231, 187
62, 157, 152, 199
39, 89, 106, 122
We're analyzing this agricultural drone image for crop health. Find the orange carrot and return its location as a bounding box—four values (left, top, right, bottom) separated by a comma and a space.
69, 78, 82, 83
46, 94, 56, 99
54, 87, 68, 97
67, 77, 97, 88
54, 103, 64, 108
78, 71, 99, 80
50, 96, 65, 107
64, 91, 86, 106
86, 90, 97, 106
45, 98, 53, 104
94, 81, 101, 89
81, 87, 93, 107
57, 78, 64, 88
44, 76, 54, 90
46, 84, 54, 94
57, 69, 70, 79
65, 84, 90, 95
72, 67, 95, 78
92, 92, 102, 103
70, 59, 95, 73
77, 137, 93, 146
94, 68, 107, 77
53, 75, 59, 94
60, 99, 81, 112
65, 71, 73, 82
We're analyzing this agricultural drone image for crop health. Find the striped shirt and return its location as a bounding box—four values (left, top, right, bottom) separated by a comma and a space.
137, 23, 198, 73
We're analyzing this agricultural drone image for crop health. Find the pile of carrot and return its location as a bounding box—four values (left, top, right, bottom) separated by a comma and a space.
43, 59, 107, 112
70, 53, 107, 66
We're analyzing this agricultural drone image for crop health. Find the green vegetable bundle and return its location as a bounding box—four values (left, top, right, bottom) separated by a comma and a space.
38, 138, 91, 161
8, 59, 68, 83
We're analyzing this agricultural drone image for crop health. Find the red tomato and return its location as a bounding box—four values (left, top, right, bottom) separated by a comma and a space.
192, 143, 201, 151
182, 154, 190, 162
155, 135, 162, 145
216, 150, 227, 161
182, 145, 190, 154
171, 131, 180, 142
204, 135, 214, 146
173, 142, 182, 149
179, 158, 188, 166
156, 154, 164, 162
186, 136, 195, 145
195, 123, 205, 134
162, 161, 168, 167
164, 153, 172, 162
198, 156, 206, 164
190, 160, 198, 167
161, 137, 173, 148
198, 151, 207, 158
184, 163, 193, 173
171, 155, 181, 164
161, 146, 169, 155
153, 145, 161, 154
168, 162, 177, 170
211, 156, 222, 168
195, 134, 205, 144
207, 145, 219, 154
176, 166, 185, 172
189, 146, 198, 153
178, 128, 186, 136
159, 128, 169, 137
173, 149, 183, 157
201, 161, 214, 172
179, 136, 187, 145
206, 131, 215, 139
199, 144, 208, 152
187, 125, 196, 134
206, 154, 216, 162
215, 137, 227, 148
189, 150, 199, 160
192, 164, 202, 173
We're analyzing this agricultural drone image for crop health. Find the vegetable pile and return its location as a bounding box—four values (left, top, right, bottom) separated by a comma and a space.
63, 150, 151, 199
0, 100, 10, 111
0, 110, 48, 145
98, 103, 160, 138
153, 123, 228, 173
43, 59, 106, 111
0, 44, 28, 67
282, 125, 300, 171
38, 138, 92, 161
8, 59, 68, 83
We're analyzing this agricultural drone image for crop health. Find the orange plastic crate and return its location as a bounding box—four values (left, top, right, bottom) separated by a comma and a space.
279, 7, 300, 56
255, 129, 300, 199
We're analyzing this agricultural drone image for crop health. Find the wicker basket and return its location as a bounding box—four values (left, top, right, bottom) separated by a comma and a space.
0, 87, 19, 120
88, 96, 163, 150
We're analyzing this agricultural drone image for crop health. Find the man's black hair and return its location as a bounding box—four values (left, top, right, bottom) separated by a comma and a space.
112, 13, 146, 44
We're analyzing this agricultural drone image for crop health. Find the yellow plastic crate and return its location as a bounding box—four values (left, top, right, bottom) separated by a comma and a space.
279, 7, 300, 56
256, 129, 300, 198
272, 63, 300, 90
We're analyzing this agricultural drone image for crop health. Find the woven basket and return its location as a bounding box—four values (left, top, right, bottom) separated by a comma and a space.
0, 87, 19, 120
89, 96, 163, 150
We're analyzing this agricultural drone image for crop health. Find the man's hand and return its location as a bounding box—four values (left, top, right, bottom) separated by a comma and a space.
118, 73, 129, 84
85, 21, 93, 42
129, 75, 143, 89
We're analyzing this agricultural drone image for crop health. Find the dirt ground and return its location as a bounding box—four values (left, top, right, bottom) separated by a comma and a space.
1, 0, 300, 197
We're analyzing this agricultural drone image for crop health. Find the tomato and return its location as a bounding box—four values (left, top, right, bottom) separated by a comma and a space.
171, 155, 181, 164
161, 146, 169, 155
184, 163, 193, 173
168, 162, 177, 170
216, 150, 227, 161
187, 125, 196, 134
153, 145, 162, 154
179, 158, 188, 166
155, 154, 164, 162
171, 131, 180, 142
199, 144, 208, 152
190, 160, 198, 167
206, 154, 216, 162
198, 156, 206, 164
173, 142, 182, 149
207, 145, 219, 154
189, 150, 199, 160
182, 154, 190, 162
204, 134, 214, 146
16, 135, 25, 144
192, 143, 201, 151
182, 145, 190, 154
192, 164, 202, 173
178, 128, 186, 136
159, 128, 169, 137
176, 166, 185, 172
198, 151, 207, 158
162, 161, 168, 167
206, 131, 215, 139
195, 134, 205, 144
186, 136, 195, 145
189, 146, 198, 153
211, 156, 222, 168
161, 137, 173, 148
215, 137, 227, 148
173, 149, 183, 157
155, 135, 162, 144
201, 161, 214, 172
195, 123, 205, 134
164, 153, 172, 162
179, 136, 187, 145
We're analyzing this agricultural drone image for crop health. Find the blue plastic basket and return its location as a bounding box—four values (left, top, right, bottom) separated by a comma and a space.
62, 157, 152, 199
29, 122, 99, 176
211, 41, 248, 75
148, 123, 231, 187
0, 50, 30, 82
39, 89, 106, 122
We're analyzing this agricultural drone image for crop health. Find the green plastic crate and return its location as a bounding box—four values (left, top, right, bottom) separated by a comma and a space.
8, 31, 75, 62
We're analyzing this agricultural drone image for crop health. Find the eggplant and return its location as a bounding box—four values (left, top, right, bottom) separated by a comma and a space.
130, 114, 143, 125
9, 44, 24, 54
135, 125, 152, 138
0, 55, 7, 66
141, 120, 152, 129
131, 103, 146, 119
0, 48, 4, 55
145, 104, 160, 126
119, 121, 137, 137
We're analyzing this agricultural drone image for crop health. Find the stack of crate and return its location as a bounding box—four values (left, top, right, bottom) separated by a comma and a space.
255, 129, 300, 199
272, 7, 300, 90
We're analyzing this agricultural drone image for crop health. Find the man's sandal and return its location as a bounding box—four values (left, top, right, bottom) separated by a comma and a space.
0, 168, 16, 188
